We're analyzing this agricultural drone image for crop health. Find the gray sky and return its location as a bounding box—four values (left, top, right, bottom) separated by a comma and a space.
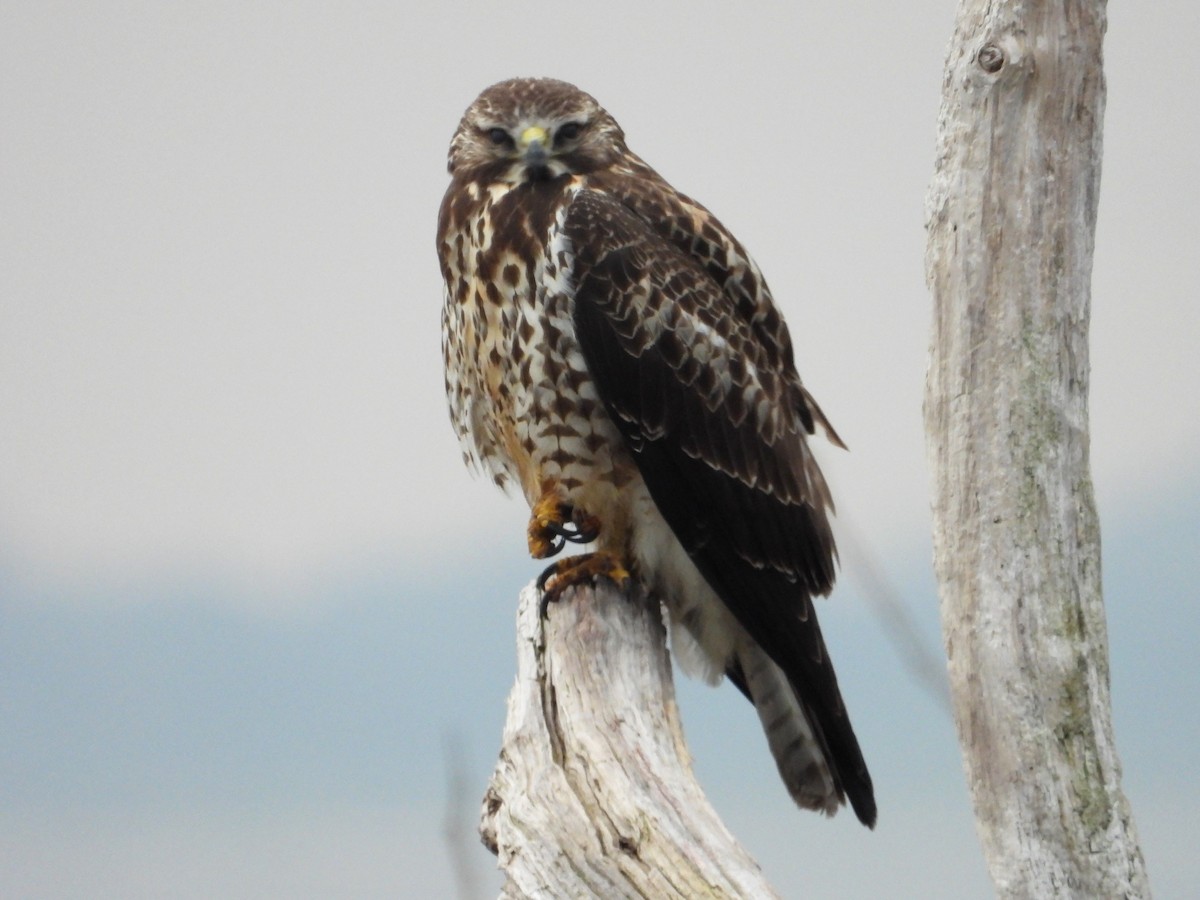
2, 2, 1197, 897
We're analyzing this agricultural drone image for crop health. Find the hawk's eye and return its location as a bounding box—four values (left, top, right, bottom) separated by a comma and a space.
487, 127, 512, 147
555, 122, 583, 146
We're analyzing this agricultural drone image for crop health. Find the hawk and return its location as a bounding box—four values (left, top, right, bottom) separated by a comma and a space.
438, 78, 875, 827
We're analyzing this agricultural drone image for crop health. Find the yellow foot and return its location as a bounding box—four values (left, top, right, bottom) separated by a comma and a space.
527, 494, 601, 560
537, 551, 632, 615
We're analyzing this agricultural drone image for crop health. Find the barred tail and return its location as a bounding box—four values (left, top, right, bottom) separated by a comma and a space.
737, 641, 840, 815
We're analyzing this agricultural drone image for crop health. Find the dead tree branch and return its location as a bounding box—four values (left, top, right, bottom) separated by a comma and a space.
924, 1, 1150, 896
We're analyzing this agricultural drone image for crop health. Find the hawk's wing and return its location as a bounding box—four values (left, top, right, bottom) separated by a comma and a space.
565, 188, 875, 826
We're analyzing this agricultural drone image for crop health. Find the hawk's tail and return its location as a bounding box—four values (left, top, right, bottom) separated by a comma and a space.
735, 641, 842, 817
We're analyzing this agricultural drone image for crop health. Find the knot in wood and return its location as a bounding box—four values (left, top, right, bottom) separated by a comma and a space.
977, 43, 1005, 73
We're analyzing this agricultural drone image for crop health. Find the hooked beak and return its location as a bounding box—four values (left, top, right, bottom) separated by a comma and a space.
518, 125, 550, 167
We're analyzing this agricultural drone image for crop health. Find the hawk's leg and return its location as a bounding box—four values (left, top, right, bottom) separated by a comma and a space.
527, 493, 601, 559
537, 551, 632, 617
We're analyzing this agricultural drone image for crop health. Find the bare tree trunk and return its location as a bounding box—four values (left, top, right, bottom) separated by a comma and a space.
924, 1, 1150, 897
479, 581, 777, 899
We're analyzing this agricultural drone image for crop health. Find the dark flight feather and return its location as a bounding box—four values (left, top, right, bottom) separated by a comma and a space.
567, 189, 876, 827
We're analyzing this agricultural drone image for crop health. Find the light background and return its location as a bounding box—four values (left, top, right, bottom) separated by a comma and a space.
2, 2, 1196, 897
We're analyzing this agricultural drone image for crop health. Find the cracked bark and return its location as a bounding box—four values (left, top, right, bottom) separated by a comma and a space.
479, 580, 777, 899
924, 1, 1150, 896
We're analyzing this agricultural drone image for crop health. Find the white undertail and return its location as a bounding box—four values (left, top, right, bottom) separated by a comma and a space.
630, 485, 840, 815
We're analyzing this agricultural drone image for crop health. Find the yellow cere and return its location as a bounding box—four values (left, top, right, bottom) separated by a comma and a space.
519, 126, 549, 148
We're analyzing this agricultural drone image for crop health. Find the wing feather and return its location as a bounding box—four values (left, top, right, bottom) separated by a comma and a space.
565, 187, 875, 826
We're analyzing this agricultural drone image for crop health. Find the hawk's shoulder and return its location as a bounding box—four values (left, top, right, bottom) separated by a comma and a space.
561, 183, 839, 595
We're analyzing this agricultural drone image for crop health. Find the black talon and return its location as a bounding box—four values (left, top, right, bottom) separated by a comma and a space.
537, 561, 563, 618
542, 515, 599, 546
565, 522, 599, 544
536, 561, 558, 592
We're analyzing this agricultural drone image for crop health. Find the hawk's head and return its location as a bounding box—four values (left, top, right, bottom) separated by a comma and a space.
447, 78, 627, 184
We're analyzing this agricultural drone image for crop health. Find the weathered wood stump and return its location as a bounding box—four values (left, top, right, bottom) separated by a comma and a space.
480, 580, 778, 899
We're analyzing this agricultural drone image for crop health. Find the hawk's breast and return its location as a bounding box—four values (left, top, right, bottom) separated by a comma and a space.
439, 178, 636, 520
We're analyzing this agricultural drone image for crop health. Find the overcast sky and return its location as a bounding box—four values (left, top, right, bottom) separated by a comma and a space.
2, 2, 1197, 897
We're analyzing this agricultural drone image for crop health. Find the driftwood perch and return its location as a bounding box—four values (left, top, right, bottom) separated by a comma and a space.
479, 579, 777, 899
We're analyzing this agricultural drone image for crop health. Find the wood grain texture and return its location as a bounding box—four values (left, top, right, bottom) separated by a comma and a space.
924, 1, 1150, 896
480, 581, 778, 899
